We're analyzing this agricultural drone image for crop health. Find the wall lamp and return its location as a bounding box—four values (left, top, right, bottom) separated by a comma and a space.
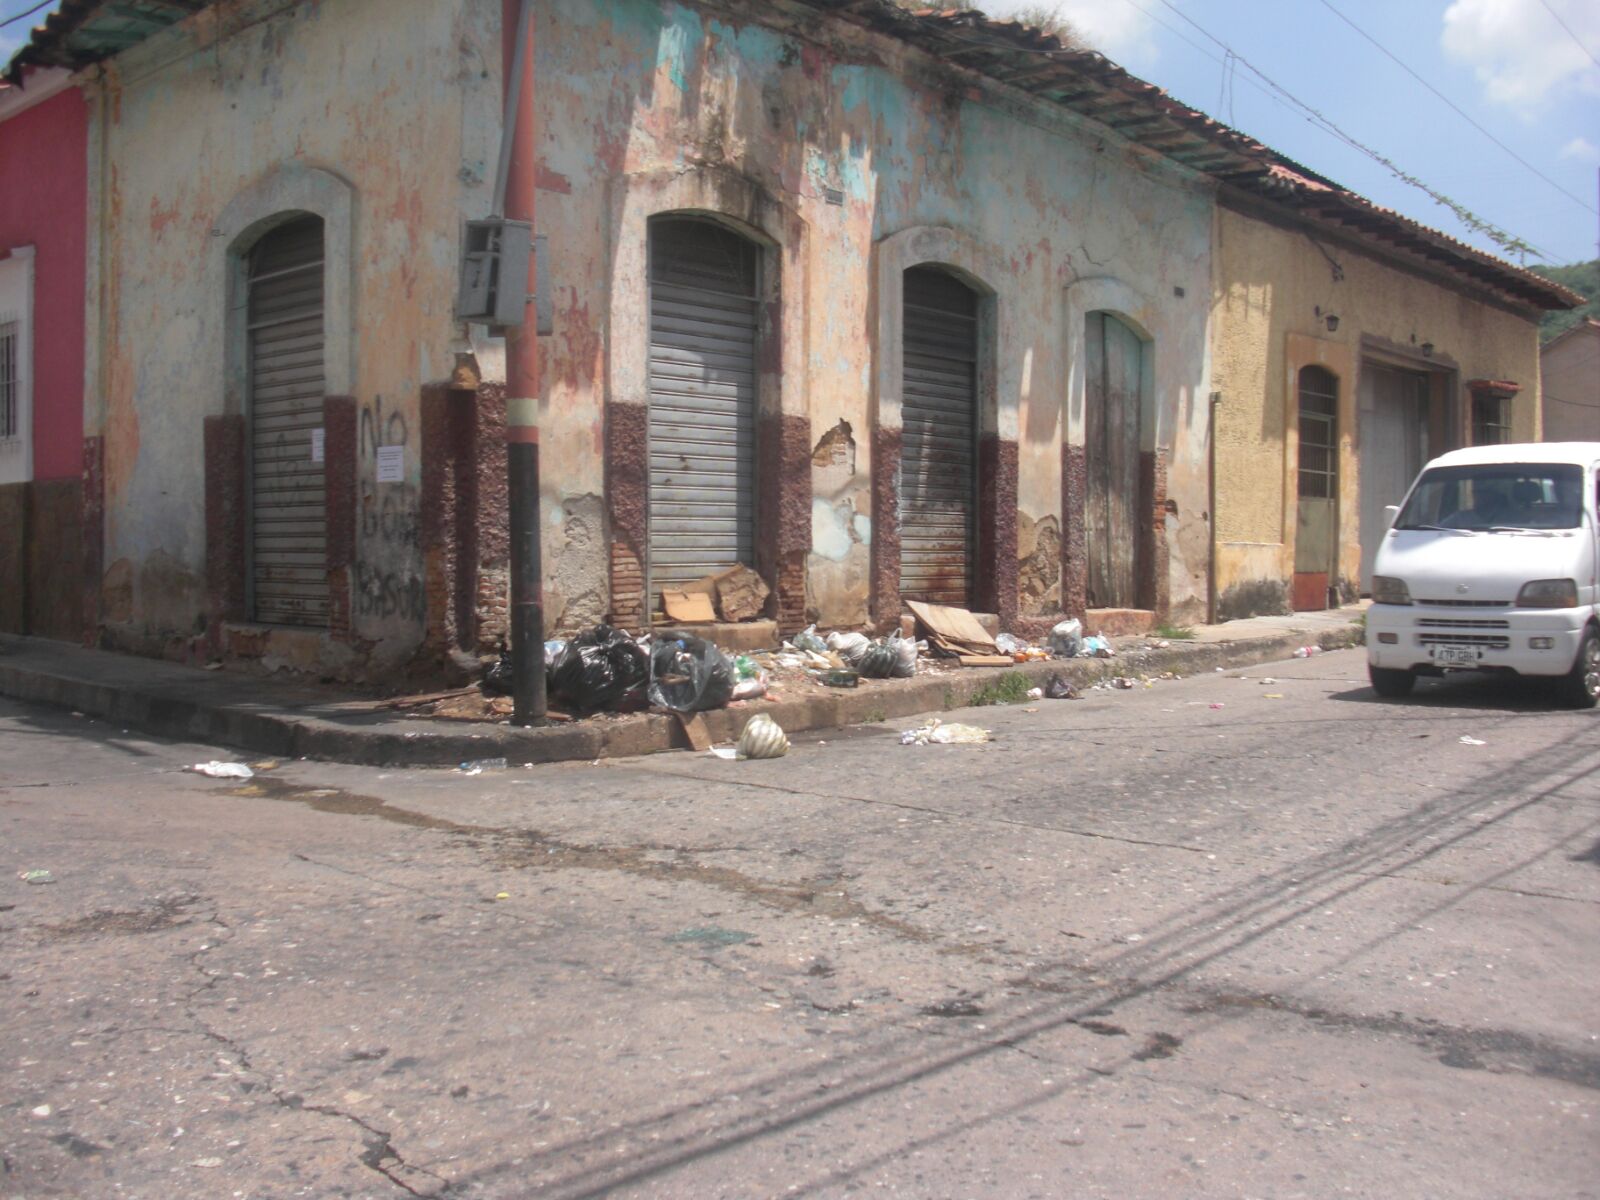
1314, 305, 1340, 332
1421, 342, 1434, 358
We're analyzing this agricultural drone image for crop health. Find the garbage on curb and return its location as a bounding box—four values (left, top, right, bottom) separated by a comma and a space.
1458, 735, 1486, 746
736, 713, 790, 759
1081, 634, 1115, 658
821, 668, 860, 688
648, 632, 736, 713
191, 761, 254, 780
1026, 686, 1044, 700
18, 869, 56, 885
899, 719, 992, 745
550, 625, 650, 715
1045, 673, 1081, 700
826, 630, 872, 665
1292, 645, 1322, 658
1110, 676, 1136, 689
905, 600, 999, 658
459, 757, 507, 775
792, 624, 830, 654
1048, 618, 1084, 658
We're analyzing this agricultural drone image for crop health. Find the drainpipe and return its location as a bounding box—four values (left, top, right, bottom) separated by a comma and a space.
1207, 390, 1222, 626
502, 0, 545, 723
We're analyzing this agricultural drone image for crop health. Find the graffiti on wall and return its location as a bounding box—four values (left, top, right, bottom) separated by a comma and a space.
355, 393, 423, 622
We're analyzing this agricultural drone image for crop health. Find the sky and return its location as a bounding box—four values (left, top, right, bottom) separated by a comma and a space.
3, 0, 1597, 267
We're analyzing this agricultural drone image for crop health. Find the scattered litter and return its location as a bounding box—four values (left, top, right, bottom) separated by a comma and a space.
1458, 735, 1486, 746
1292, 645, 1323, 658
995, 633, 1027, 655
1045, 674, 1081, 700
1022, 706, 1039, 713
792, 624, 830, 654
1109, 676, 1136, 690
730, 675, 767, 701
1026, 686, 1043, 700
30, 1104, 51, 1118
820, 669, 859, 688
250, 760, 280, 772
900, 719, 992, 745
1081, 634, 1115, 658
736, 713, 790, 759
707, 747, 740, 760
648, 633, 735, 713
458, 757, 507, 775
1258, 677, 1278, 685
1263, 693, 1285, 699
18, 869, 55, 885
1146, 639, 1171, 650
1048, 618, 1084, 659
825, 630, 871, 665
495, 892, 510, 900
666, 926, 753, 946
1209, 702, 1225, 709
203, 661, 223, 671
190, 761, 254, 780
551, 625, 650, 715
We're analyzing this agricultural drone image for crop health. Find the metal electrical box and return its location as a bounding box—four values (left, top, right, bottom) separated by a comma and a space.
457, 218, 548, 332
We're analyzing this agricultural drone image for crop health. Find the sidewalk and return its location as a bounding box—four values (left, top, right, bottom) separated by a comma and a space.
0, 608, 1365, 767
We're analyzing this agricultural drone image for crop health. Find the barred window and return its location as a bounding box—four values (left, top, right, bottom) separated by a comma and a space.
1472, 393, 1510, 445
0, 320, 17, 441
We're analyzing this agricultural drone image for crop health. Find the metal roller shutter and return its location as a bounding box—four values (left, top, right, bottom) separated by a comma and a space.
900, 266, 978, 607
647, 218, 759, 598
248, 216, 328, 627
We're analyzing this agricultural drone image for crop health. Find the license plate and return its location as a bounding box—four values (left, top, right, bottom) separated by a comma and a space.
1432, 645, 1480, 667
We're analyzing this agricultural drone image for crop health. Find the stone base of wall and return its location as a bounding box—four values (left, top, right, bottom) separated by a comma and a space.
0, 479, 85, 642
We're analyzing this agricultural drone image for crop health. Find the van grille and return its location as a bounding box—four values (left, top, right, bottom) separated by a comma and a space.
1415, 598, 1511, 608
1417, 618, 1510, 630
1419, 633, 1510, 650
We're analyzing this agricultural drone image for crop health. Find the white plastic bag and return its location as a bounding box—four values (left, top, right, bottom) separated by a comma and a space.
1048, 618, 1083, 658
826, 630, 872, 665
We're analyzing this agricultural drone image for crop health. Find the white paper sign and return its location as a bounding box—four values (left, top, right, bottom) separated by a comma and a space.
375, 444, 404, 483
310, 428, 325, 463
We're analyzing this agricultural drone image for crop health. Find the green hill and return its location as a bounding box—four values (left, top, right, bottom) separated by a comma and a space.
1532, 260, 1599, 343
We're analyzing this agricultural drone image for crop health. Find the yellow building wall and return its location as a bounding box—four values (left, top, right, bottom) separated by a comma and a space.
1209, 204, 1543, 617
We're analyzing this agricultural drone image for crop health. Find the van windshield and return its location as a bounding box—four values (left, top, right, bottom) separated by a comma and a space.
1395, 463, 1583, 531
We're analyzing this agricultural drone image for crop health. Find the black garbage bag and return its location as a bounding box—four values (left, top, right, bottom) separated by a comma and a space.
1045, 672, 1081, 700
549, 625, 649, 715
481, 644, 514, 696
648, 632, 735, 713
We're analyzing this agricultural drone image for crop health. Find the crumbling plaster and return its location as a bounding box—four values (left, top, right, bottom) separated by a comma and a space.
537, 0, 1215, 627
86, 0, 501, 663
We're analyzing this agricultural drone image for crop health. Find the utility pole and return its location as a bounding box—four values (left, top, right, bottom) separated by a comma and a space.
502, 0, 544, 723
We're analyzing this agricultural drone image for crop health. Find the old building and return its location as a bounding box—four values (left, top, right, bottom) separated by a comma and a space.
4, 0, 1577, 683
0, 66, 87, 643
1207, 169, 1577, 617
1540, 318, 1600, 443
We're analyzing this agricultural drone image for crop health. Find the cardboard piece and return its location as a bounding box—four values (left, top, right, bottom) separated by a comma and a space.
957, 654, 1013, 668
662, 589, 716, 624
680, 564, 771, 622
905, 600, 999, 657
674, 712, 713, 752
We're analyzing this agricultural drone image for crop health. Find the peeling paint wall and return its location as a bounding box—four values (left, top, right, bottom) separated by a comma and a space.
537, 0, 1215, 628
87, 0, 500, 667
1210, 203, 1543, 616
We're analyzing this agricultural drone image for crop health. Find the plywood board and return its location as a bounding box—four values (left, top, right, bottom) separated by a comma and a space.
662, 589, 716, 623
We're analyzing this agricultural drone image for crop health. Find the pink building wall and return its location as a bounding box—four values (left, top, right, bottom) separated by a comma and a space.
0, 75, 87, 481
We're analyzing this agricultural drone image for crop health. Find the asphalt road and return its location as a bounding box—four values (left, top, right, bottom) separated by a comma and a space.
1, 647, 1596, 1199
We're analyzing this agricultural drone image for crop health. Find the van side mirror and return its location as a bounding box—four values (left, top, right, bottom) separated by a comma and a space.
1384, 504, 1400, 529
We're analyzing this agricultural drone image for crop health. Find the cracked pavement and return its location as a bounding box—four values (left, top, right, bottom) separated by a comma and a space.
1, 648, 1597, 1198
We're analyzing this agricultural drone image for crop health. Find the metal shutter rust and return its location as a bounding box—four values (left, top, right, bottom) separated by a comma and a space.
647, 219, 759, 598
899, 266, 978, 607
248, 216, 328, 627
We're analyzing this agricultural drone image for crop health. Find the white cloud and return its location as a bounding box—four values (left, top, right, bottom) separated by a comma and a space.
979, 0, 1162, 65
1560, 135, 1600, 161
1442, 0, 1600, 111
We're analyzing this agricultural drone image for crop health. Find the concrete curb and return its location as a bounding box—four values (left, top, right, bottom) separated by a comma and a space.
0, 624, 1364, 768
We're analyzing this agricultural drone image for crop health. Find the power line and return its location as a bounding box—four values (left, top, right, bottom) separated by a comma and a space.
1148, 0, 1546, 259
1537, 0, 1600, 72
1318, 0, 1596, 217
1, 1, 55, 31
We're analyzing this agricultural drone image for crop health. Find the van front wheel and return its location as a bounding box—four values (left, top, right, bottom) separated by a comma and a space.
1368, 665, 1416, 698
1558, 628, 1599, 709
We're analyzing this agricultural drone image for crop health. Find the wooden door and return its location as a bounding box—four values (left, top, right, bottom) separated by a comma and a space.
1293, 365, 1338, 610
1085, 311, 1143, 609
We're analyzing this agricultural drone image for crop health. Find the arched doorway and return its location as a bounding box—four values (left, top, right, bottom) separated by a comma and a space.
1084, 310, 1145, 610
899, 265, 979, 607
246, 214, 327, 627
646, 217, 760, 608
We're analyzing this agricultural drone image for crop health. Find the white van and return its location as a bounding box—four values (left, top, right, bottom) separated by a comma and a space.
1366, 442, 1600, 708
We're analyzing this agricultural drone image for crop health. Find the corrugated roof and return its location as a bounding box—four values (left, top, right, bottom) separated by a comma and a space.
4, 0, 205, 84
7, 0, 1583, 312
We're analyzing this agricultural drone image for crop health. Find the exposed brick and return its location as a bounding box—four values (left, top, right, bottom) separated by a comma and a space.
202, 415, 247, 650
870, 425, 902, 630
324, 396, 358, 639
1061, 442, 1087, 619
977, 434, 1019, 627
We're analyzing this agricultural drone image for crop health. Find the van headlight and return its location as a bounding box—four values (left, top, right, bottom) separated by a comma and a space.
1516, 579, 1578, 608
1371, 576, 1411, 605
